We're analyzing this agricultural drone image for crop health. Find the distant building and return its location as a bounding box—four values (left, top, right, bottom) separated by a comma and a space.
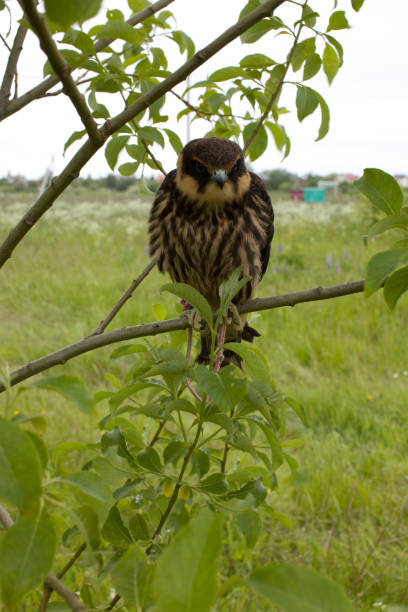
336, 173, 359, 183
395, 175, 408, 188
290, 189, 304, 201
304, 188, 325, 202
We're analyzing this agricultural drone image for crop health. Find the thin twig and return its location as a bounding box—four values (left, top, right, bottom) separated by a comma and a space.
0, 0, 176, 121
0, 279, 367, 394
19, 0, 101, 146
92, 257, 158, 335
244, 1, 306, 153
0, 0, 286, 268
0, 23, 27, 113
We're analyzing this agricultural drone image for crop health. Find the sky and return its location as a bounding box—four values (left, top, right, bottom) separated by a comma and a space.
0, 0, 407, 179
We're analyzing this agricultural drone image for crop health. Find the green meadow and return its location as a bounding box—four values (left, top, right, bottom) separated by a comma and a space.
1, 184, 407, 610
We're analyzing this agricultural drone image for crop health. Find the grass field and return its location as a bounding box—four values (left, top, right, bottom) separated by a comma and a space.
1, 184, 408, 610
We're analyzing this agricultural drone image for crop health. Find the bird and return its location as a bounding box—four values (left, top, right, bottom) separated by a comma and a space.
148, 136, 274, 365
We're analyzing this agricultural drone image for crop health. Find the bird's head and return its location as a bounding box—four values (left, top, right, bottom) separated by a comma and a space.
176, 137, 251, 205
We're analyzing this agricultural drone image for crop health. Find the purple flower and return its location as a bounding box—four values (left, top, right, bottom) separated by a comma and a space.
343, 251, 349, 261
334, 260, 340, 274
326, 254, 332, 269
278, 244, 284, 254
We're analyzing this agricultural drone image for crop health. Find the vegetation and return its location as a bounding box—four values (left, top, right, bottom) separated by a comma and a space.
1, 0, 408, 610
1, 184, 408, 610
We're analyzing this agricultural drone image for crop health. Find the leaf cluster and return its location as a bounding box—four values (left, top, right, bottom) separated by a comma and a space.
355, 168, 408, 308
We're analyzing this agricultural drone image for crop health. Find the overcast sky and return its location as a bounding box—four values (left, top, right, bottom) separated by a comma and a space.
0, 0, 407, 179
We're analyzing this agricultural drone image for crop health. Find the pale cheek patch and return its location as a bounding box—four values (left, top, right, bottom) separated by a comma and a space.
176, 171, 251, 205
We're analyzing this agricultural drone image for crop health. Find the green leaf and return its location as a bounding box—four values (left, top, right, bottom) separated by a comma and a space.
367, 213, 408, 240
154, 509, 223, 612
296, 86, 319, 121
199, 473, 228, 495
63, 129, 86, 154
248, 563, 354, 612
0, 509, 56, 607
323, 44, 340, 84
170, 30, 195, 58
222, 343, 270, 382
365, 249, 408, 296
266, 122, 291, 159
138, 125, 165, 148
96, 20, 144, 45
62, 29, 95, 55
161, 282, 213, 328
209, 67, 245, 82
236, 510, 261, 547
327, 10, 350, 31
137, 447, 163, 473
240, 54, 275, 68
62, 471, 112, 522
0, 418, 42, 513
302, 5, 317, 26
163, 440, 187, 465
384, 266, 408, 309
44, 0, 102, 28
303, 53, 322, 80
218, 268, 250, 311
195, 365, 233, 412
351, 0, 365, 11
105, 136, 129, 170
291, 37, 316, 72
25, 375, 93, 414
243, 122, 268, 161
314, 91, 330, 141
241, 18, 281, 44
111, 545, 150, 609
119, 162, 138, 176
354, 168, 403, 215
163, 128, 183, 155
191, 449, 210, 478
102, 505, 132, 545
129, 513, 150, 541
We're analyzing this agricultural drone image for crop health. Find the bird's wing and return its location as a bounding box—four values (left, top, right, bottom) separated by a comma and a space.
148, 169, 176, 267
248, 172, 275, 279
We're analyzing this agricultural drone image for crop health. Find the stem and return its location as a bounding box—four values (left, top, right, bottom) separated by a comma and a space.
243, 1, 306, 153
91, 257, 157, 335
146, 420, 203, 554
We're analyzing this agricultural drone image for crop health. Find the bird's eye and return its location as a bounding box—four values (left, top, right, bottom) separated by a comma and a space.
195, 161, 206, 174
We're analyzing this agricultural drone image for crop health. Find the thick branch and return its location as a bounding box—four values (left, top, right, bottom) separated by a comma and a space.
43, 575, 86, 611
0, 0, 176, 121
0, 23, 27, 113
0, 0, 286, 268
0, 280, 365, 393
19, 0, 101, 145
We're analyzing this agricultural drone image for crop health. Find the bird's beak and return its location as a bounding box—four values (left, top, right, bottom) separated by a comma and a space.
211, 169, 228, 188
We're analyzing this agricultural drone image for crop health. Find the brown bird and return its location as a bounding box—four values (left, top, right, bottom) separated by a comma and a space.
148, 137, 274, 364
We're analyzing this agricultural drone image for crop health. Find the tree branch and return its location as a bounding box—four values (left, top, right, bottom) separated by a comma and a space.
0, 0, 176, 121
0, 23, 27, 113
0, 503, 85, 612
38, 542, 87, 612
19, 0, 101, 146
91, 257, 158, 335
0, 0, 286, 268
244, 1, 305, 152
0, 280, 366, 394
